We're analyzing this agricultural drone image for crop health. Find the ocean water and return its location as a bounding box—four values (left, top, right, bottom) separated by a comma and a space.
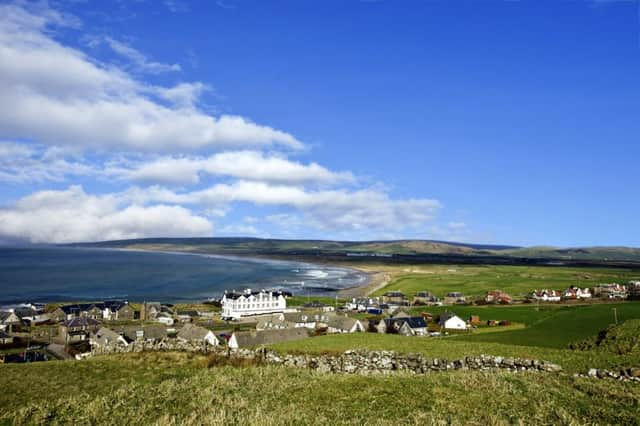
0, 247, 368, 305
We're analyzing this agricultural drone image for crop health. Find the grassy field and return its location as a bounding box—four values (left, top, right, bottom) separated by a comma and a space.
1, 352, 639, 425
405, 302, 640, 348
370, 264, 640, 299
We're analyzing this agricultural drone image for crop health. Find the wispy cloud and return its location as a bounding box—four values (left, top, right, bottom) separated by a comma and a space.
105, 37, 181, 74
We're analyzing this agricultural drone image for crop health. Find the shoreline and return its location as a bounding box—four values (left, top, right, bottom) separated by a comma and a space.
107, 246, 385, 299
0, 245, 385, 305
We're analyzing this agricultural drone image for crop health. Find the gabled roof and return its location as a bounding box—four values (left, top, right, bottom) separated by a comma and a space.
232, 328, 309, 347
93, 327, 125, 344
63, 317, 100, 328
118, 325, 167, 341
177, 324, 214, 341
326, 315, 359, 331
0, 311, 18, 322
13, 307, 39, 318
383, 317, 426, 329
439, 311, 459, 324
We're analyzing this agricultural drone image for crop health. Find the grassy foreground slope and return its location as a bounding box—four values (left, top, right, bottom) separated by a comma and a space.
1, 352, 640, 425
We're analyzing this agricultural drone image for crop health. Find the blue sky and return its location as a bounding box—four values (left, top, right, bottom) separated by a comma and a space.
0, 0, 638, 246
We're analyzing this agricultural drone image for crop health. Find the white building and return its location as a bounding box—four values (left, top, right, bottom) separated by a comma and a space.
439, 312, 467, 330
530, 289, 561, 302
221, 289, 287, 320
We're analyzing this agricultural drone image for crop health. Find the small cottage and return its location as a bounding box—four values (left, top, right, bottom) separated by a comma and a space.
228, 328, 309, 349
177, 323, 219, 346
326, 315, 365, 334
438, 312, 467, 330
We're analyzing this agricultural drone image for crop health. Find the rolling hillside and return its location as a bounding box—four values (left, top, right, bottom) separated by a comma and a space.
68, 238, 640, 264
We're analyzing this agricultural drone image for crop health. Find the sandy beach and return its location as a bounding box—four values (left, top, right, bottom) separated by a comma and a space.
337, 269, 392, 298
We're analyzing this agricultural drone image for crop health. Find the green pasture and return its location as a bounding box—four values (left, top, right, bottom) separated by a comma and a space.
373, 264, 640, 298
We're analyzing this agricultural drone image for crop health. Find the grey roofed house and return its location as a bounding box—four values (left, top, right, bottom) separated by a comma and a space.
326, 315, 364, 333
256, 314, 293, 331
0, 311, 21, 325
177, 323, 219, 345
379, 317, 427, 336
118, 324, 167, 342
228, 328, 309, 349
63, 317, 101, 329
91, 327, 127, 347
438, 311, 458, 325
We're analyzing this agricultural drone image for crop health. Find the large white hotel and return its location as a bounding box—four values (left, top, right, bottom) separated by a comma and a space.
220, 289, 287, 320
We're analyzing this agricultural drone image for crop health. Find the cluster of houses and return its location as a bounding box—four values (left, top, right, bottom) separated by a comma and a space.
529, 282, 640, 302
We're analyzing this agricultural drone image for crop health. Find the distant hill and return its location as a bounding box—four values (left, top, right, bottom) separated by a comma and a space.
67, 237, 640, 264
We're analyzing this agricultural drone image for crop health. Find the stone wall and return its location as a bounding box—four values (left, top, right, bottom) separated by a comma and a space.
574, 368, 640, 383
91, 340, 563, 375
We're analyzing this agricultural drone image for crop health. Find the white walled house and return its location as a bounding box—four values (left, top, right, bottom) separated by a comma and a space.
438, 312, 467, 330
530, 289, 561, 302
221, 289, 287, 320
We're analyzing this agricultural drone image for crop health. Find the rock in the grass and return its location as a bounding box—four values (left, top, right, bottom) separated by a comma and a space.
629, 368, 640, 378
588, 368, 598, 377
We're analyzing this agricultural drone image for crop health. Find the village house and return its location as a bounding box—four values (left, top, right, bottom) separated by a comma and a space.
377, 317, 428, 336
345, 297, 379, 312
326, 315, 365, 334
484, 290, 513, 304
0, 311, 21, 331
413, 291, 440, 305
142, 302, 161, 320
177, 324, 219, 346
221, 289, 287, 320
381, 291, 408, 305
530, 289, 561, 302
49, 301, 134, 322
60, 317, 101, 343
155, 312, 175, 326
283, 312, 330, 329
117, 325, 168, 343
228, 328, 309, 349
90, 327, 128, 348
438, 312, 467, 330
469, 315, 481, 325
0, 330, 14, 345
593, 284, 627, 299
302, 301, 335, 312
443, 292, 466, 305
562, 286, 592, 300
100, 301, 135, 321
256, 314, 294, 331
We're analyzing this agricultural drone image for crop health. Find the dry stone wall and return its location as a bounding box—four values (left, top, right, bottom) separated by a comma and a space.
91, 340, 563, 375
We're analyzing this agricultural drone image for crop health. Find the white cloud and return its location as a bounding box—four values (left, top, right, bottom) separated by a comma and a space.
104, 37, 181, 74
108, 151, 355, 186
0, 4, 302, 152
122, 181, 441, 233
0, 142, 94, 183
0, 186, 213, 243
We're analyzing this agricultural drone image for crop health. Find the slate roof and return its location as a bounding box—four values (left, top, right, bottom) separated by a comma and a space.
384, 317, 426, 329
438, 311, 459, 324
92, 327, 125, 345
232, 328, 309, 347
63, 317, 100, 328
177, 324, 213, 341
326, 315, 359, 331
0, 311, 17, 322
118, 325, 167, 341
14, 307, 39, 318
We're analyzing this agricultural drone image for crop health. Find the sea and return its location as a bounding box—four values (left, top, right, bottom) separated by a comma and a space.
0, 246, 368, 305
